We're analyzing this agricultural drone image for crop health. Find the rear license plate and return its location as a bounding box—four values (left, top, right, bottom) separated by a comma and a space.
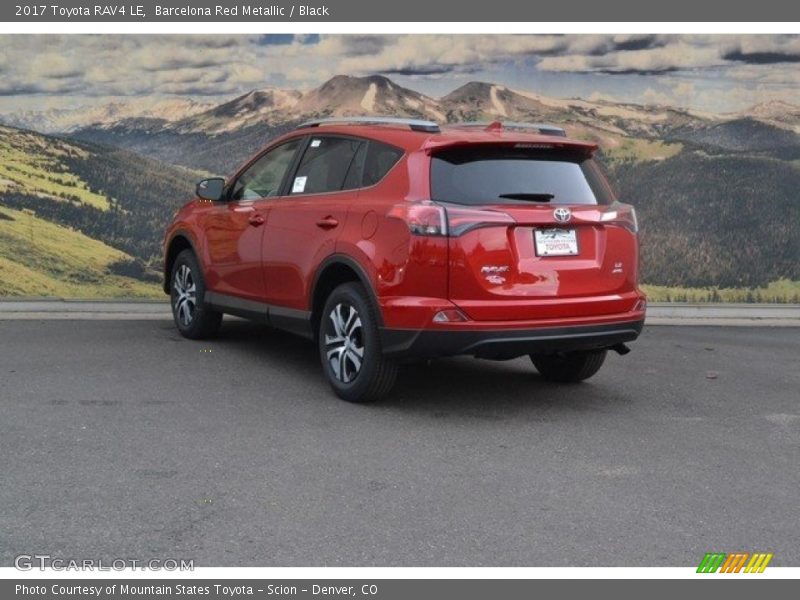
534, 228, 579, 256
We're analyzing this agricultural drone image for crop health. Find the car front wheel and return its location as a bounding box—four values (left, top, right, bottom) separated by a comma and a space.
170, 249, 222, 339
319, 282, 397, 403
530, 349, 607, 383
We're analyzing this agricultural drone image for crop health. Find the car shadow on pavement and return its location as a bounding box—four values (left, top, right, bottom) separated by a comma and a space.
387, 359, 628, 418
195, 319, 630, 417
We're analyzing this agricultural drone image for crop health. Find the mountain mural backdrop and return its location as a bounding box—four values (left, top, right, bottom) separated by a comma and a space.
1, 74, 799, 299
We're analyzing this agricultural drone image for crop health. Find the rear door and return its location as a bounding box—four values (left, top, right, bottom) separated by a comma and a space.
431, 144, 640, 320
261, 135, 366, 310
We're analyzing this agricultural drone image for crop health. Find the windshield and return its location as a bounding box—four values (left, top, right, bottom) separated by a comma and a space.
430, 146, 615, 206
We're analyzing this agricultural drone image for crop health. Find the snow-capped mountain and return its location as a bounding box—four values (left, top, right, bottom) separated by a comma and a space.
164, 75, 444, 134
4, 74, 799, 140
169, 88, 302, 134
742, 100, 800, 132
0, 98, 214, 134
5, 74, 797, 173
293, 74, 444, 120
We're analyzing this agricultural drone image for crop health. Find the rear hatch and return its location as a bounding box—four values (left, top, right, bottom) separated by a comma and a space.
431, 144, 640, 321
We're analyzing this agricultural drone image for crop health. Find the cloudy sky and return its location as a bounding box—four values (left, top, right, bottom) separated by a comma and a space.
0, 34, 798, 113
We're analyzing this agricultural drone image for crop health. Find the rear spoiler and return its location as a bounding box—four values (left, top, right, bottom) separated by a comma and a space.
422, 137, 598, 154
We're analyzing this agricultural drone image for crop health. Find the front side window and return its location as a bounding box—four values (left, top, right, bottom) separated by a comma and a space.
230, 139, 301, 201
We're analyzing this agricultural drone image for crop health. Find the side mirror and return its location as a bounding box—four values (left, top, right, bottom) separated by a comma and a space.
196, 177, 225, 201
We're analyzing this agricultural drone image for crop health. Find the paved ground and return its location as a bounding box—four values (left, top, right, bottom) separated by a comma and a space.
1, 320, 798, 567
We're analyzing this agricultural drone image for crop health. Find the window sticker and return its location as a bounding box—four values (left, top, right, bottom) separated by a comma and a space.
292, 176, 308, 193
310, 139, 322, 148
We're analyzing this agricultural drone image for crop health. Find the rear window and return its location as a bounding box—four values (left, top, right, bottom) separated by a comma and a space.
430, 146, 615, 206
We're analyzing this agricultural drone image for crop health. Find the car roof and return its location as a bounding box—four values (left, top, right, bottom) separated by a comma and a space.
285, 122, 598, 154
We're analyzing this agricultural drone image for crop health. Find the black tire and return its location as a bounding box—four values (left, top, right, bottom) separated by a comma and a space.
530, 349, 607, 383
318, 282, 397, 403
170, 249, 222, 340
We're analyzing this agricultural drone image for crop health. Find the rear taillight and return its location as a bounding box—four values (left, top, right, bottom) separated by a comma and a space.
600, 203, 638, 233
387, 201, 447, 236
445, 205, 515, 236
388, 201, 514, 237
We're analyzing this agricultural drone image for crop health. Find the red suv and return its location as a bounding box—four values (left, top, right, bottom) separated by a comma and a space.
164, 118, 646, 402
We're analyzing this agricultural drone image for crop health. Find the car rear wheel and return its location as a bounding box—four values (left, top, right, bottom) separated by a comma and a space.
530, 349, 607, 383
170, 249, 222, 339
319, 282, 397, 403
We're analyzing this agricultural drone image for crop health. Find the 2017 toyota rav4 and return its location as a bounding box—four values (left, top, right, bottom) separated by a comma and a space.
164, 118, 646, 402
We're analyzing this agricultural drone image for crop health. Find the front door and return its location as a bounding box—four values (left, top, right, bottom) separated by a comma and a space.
203, 138, 302, 302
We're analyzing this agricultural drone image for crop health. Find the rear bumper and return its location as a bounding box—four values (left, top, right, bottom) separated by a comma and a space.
380, 318, 645, 360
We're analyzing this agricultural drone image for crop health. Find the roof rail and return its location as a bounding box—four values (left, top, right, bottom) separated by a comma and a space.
296, 116, 440, 133
448, 121, 567, 137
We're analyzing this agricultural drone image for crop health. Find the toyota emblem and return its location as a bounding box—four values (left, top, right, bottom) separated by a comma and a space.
553, 207, 571, 223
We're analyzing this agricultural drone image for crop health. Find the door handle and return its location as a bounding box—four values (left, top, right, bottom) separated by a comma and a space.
316, 216, 339, 230
248, 214, 265, 227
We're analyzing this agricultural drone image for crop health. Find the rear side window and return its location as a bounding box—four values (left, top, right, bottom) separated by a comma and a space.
431, 146, 615, 206
362, 141, 403, 186
290, 137, 364, 195
341, 140, 404, 190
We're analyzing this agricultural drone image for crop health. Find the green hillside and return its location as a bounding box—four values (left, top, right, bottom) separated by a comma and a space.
0, 125, 203, 298
0, 206, 158, 297
2, 121, 799, 301
607, 147, 800, 289
0, 126, 112, 210
642, 279, 800, 303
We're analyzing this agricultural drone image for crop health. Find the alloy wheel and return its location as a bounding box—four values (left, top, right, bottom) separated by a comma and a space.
324, 302, 364, 383
173, 264, 196, 327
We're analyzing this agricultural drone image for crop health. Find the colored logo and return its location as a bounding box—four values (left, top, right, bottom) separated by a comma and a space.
697, 552, 773, 573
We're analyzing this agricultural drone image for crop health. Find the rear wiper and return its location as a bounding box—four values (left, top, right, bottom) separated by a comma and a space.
497, 192, 554, 202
